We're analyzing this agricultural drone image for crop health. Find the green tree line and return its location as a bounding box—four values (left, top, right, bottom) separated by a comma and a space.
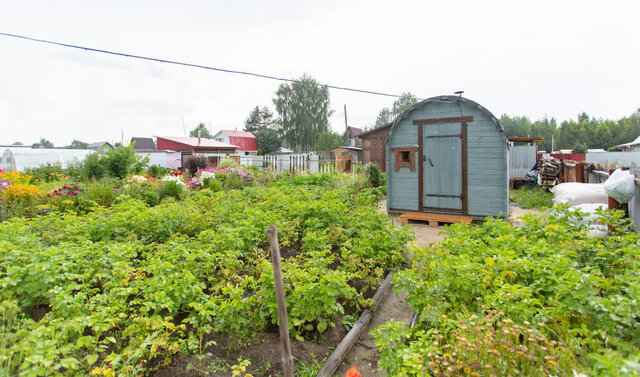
501, 110, 640, 152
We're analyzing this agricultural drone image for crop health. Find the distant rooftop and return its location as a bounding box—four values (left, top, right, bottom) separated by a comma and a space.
155, 136, 237, 148
131, 137, 156, 150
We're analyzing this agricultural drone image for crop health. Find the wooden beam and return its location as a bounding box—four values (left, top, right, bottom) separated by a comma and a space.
316, 272, 394, 377
413, 116, 473, 125
399, 212, 473, 226
461, 121, 468, 215
391, 146, 418, 152
508, 136, 544, 143
418, 124, 424, 210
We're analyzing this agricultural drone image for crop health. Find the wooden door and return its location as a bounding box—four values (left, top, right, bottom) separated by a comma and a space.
417, 118, 469, 213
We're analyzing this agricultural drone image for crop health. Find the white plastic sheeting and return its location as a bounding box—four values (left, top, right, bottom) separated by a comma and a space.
137, 151, 182, 169
0, 148, 93, 172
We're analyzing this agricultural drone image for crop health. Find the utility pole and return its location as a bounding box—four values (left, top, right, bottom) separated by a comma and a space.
121, 129, 124, 146
182, 116, 186, 137
344, 104, 348, 145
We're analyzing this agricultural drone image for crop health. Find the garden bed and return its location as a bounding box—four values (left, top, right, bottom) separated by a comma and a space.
372, 208, 640, 376
0, 178, 411, 376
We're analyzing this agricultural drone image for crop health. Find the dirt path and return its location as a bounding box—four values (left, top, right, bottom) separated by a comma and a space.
333, 205, 540, 376
334, 220, 445, 376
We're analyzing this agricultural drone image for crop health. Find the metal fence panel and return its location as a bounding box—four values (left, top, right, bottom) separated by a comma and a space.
509, 145, 537, 179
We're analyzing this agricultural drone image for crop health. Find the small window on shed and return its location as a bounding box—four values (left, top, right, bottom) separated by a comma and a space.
392, 146, 417, 171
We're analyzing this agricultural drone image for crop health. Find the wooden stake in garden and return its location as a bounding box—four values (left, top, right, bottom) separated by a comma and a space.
266, 226, 294, 377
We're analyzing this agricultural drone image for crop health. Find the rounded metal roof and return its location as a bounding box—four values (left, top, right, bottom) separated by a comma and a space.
392, 95, 506, 135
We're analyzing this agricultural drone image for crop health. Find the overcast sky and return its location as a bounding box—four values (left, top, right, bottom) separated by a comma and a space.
1, 0, 639, 146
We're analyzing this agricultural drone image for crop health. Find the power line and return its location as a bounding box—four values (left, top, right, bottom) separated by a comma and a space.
0, 32, 405, 98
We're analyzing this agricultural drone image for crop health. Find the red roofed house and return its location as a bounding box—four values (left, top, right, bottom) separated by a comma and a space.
212, 130, 258, 156
155, 136, 238, 167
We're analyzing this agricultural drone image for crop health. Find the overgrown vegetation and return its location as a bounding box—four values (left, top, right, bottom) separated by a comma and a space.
510, 186, 553, 209
0, 172, 409, 376
373, 208, 640, 376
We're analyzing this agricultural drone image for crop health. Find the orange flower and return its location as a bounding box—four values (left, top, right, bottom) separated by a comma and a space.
346, 366, 362, 377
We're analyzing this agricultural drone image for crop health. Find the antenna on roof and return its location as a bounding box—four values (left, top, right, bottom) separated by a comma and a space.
454, 91, 464, 97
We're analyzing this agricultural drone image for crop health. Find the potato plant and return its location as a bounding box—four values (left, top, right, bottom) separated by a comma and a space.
0, 180, 411, 376
373, 207, 640, 376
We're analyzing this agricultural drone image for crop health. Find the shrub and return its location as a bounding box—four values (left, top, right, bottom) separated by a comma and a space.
184, 156, 208, 175
204, 178, 222, 192
219, 157, 240, 169
104, 144, 149, 178
362, 163, 385, 188
84, 178, 121, 207
147, 164, 169, 178
26, 163, 66, 183
122, 181, 163, 207
160, 181, 185, 200
0, 183, 41, 219
81, 152, 108, 180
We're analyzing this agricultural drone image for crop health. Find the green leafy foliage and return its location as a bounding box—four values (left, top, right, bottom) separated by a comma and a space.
375, 92, 418, 126
273, 74, 334, 152
189, 123, 212, 139
0, 176, 409, 376
500, 109, 640, 152
373, 207, 640, 376
510, 186, 553, 208
254, 128, 281, 155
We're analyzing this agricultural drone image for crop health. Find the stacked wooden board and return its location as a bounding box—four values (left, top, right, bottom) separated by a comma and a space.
538, 158, 561, 188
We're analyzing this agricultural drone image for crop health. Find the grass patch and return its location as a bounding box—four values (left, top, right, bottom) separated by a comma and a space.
510, 185, 553, 208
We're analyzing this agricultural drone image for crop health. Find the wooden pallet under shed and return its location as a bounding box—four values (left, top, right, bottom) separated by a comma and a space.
399, 212, 473, 227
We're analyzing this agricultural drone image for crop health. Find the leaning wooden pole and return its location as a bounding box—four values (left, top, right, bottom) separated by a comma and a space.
316, 272, 394, 377
267, 226, 294, 377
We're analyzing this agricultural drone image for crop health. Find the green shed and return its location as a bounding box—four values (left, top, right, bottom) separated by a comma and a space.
386, 95, 509, 220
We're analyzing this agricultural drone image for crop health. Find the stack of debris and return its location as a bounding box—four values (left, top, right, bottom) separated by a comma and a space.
537, 158, 561, 188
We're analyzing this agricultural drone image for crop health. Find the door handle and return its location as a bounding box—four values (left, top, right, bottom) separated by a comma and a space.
428, 158, 434, 167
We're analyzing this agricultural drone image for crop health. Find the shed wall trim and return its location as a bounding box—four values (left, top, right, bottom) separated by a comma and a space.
413, 116, 474, 125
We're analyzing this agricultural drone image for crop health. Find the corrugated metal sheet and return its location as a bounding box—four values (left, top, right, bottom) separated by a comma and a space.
586, 151, 640, 166
227, 136, 257, 151
218, 131, 258, 151
509, 145, 537, 178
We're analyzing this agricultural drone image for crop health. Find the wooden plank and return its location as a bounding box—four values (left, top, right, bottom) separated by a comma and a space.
316, 272, 394, 377
399, 212, 473, 227
462, 121, 468, 215
418, 122, 424, 211
413, 116, 473, 125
